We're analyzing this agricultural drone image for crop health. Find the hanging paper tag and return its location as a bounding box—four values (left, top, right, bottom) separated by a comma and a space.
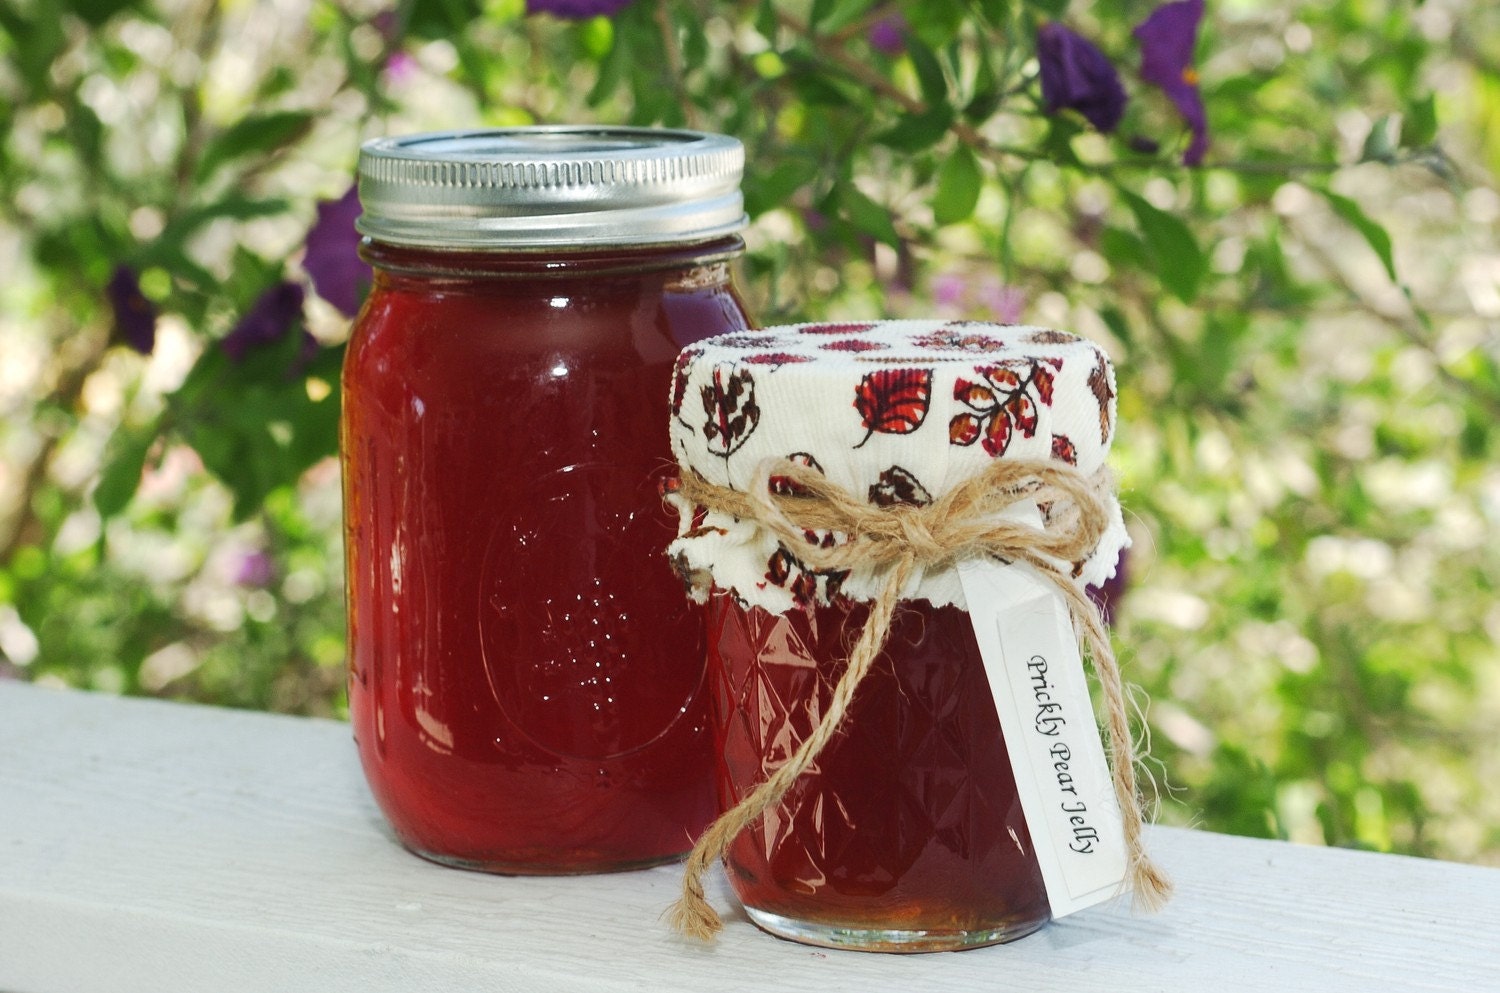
957, 555, 1128, 918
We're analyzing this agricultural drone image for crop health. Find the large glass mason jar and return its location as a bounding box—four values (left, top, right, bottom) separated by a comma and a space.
342, 128, 752, 873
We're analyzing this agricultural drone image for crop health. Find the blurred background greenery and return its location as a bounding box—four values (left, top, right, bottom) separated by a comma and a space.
1, 0, 1497, 865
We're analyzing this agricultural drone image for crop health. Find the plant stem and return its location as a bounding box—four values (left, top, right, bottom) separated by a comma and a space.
1300, 237, 1500, 422
656, 0, 699, 127
0, 332, 110, 565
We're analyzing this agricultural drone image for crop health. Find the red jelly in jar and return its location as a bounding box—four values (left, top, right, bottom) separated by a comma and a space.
707, 597, 1049, 949
666, 320, 1130, 949
343, 128, 751, 873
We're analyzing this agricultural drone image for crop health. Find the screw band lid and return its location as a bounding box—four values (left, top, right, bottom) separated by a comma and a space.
356, 126, 747, 249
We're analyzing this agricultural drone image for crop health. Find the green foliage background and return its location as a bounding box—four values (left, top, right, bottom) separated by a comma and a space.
2, 0, 1498, 864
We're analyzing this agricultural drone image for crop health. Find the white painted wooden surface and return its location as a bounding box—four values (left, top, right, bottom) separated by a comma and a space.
1, 681, 1497, 993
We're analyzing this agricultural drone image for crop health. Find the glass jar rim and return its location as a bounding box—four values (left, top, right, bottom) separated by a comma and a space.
356, 126, 748, 250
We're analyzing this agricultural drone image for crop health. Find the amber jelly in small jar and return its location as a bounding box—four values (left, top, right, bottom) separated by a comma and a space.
665, 319, 1131, 949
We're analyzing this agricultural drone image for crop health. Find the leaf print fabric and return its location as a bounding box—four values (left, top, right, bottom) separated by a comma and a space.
742, 351, 814, 366
765, 545, 849, 610
854, 368, 933, 446
949, 359, 1062, 457
913, 328, 1008, 353
768, 451, 823, 496
869, 465, 933, 507
798, 322, 877, 335
820, 338, 890, 353
1026, 328, 1080, 346
671, 347, 703, 423
1051, 434, 1078, 465
715, 332, 791, 349
1087, 351, 1116, 444
665, 319, 1127, 614
700, 365, 759, 458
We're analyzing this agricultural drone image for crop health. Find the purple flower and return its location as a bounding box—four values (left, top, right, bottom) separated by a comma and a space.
1036, 22, 1128, 134
931, 272, 966, 309
235, 550, 275, 588
303, 185, 370, 318
371, 9, 401, 42
976, 278, 1026, 324
526, 0, 634, 17
868, 14, 906, 56
382, 50, 418, 86
106, 266, 157, 355
222, 282, 307, 363
1087, 546, 1131, 627
1134, 0, 1209, 166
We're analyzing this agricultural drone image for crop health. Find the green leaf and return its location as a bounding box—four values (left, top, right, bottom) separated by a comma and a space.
906, 36, 948, 108
481, 0, 524, 25
67, 100, 106, 168
1197, 745, 1284, 841
153, 249, 224, 296
837, 183, 900, 247
173, 334, 341, 522
1099, 225, 1148, 272
963, 52, 1003, 123
1403, 94, 1438, 148
587, 21, 630, 105
810, 0, 871, 31
680, 16, 708, 70
94, 431, 154, 520
755, 0, 777, 41
0, 5, 65, 91
143, 197, 292, 266
1199, 309, 1250, 393
903, 4, 964, 47
790, 75, 848, 107
1322, 190, 1397, 283
578, 15, 614, 60
1118, 189, 1206, 303
408, 0, 481, 36
783, 54, 862, 105
195, 112, 314, 183
743, 158, 818, 217
183, 196, 292, 224
68, 0, 139, 26
449, 31, 496, 99
933, 145, 982, 226
1359, 115, 1397, 164
875, 105, 955, 152
1023, 0, 1071, 16
1098, 304, 1134, 350
973, 0, 1011, 26
1244, 224, 1315, 309
1040, 115, 1084, 168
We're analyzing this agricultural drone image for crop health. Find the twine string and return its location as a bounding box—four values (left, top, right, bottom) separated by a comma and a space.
665, 457, 1172, 941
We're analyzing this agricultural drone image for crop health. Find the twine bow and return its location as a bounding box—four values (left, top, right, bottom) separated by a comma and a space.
665, 456, 1172, 941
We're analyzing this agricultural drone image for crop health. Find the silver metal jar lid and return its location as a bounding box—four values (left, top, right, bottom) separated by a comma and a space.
355, 126, 748, 249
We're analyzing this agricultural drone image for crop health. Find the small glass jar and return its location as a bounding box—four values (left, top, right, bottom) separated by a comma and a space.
667, 320, 1128, 949
343, 128, 752, 873
707, 596, 1050, 950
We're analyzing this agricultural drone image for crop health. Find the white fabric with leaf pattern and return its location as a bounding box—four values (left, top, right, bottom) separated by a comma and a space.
666, 319, 1127, 613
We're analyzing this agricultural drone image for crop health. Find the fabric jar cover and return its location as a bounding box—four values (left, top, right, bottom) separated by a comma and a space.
666, 319, 1128, 613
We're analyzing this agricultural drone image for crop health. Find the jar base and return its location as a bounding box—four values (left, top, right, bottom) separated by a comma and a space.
742, 906, 1048, 953
408, 845, 684, 876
